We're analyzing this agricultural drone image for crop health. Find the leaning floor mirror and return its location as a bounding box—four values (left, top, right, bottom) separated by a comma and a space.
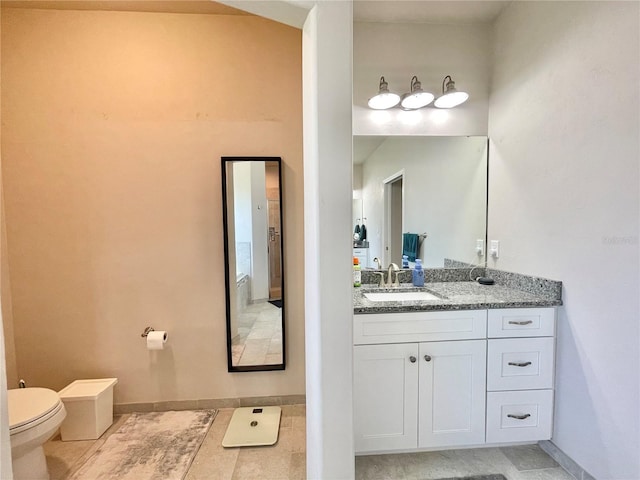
221, 157, 286, 372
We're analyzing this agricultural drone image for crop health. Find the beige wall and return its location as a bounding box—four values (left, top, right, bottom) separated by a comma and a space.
1, 7, 304, 403
1, 199, 18, 390
1, 4, 20, 389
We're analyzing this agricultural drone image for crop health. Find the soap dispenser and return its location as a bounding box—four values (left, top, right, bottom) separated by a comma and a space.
353, 257, 361, 287
412, 259, 424, 287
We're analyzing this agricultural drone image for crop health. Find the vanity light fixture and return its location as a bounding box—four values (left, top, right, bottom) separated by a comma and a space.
400, 76, 434, 110
367, 76, 401, 110
434, 75, 469, 108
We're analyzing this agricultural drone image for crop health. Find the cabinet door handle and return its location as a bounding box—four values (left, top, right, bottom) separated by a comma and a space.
508, 361, 532, 367
424, 355, 432, 362
508, 320, 533, 325
507, 413, 531, 420
409, 356, 417, 363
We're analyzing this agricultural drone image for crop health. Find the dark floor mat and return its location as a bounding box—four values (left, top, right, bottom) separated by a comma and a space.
268, 299, 283, 308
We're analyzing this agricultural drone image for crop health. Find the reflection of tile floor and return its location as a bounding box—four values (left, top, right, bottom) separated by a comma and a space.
232, 301, 283, 366
44, 404, 575, 480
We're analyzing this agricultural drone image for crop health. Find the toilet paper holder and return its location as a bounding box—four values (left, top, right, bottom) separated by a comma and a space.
141, 327, 155, 338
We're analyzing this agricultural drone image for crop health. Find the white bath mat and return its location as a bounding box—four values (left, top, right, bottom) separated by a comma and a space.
222, 406, 281, 447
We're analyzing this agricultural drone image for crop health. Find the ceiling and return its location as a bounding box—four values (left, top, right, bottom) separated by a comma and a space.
354, 136, 387, 165
353, 1, 510, 24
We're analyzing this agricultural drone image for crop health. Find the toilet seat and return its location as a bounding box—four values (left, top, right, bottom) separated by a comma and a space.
9, 388, 64, 435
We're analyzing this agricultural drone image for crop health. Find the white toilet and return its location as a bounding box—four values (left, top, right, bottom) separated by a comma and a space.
8, 387, 67, 480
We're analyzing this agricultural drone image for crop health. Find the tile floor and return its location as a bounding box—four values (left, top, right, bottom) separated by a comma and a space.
231, 301, 283, 367
44, 405, 305, 480
355, 445, 575, 480
43, 404, 575, 480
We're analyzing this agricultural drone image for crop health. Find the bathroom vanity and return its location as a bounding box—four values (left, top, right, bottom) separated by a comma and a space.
353, 272, 562, 454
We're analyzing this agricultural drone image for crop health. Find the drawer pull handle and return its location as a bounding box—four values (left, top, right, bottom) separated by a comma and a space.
507, 413, 531, 420
508, 320, 533, 325
508, 361, 532, 367
409, 356, 417, 363
424, 355, 432, 362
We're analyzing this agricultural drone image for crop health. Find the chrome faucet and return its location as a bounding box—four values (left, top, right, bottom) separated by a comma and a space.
386, 263, 400, 287
372, 271, 385, 287
373, 257, 381, 270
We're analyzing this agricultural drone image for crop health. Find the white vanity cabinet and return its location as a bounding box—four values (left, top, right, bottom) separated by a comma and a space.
485, 307, 556, 443
354, 339, 487, 453
353, 309, 487, 453
354, 306, 557, 454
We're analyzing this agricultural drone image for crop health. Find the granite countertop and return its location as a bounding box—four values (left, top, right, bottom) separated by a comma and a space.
353, 281, 563, 314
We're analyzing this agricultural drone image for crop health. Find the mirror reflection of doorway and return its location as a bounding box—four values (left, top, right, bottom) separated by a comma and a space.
267, 199, 281, 300
384, 172, 404, 266
265, 163, 281, 302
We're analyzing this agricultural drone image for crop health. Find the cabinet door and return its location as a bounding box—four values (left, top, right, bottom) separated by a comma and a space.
354, 343, 419, 453
418, 340, 486, 448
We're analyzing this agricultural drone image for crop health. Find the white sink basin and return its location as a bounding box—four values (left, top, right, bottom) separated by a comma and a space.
364, 291, 441, 302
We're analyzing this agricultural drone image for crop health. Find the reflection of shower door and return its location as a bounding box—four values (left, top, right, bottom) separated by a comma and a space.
268, 199, 282, 300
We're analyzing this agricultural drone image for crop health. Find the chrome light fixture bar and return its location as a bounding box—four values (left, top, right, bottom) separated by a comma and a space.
400, 76, 434, 110
434, 75, 469, 108
367, 76, 401, 110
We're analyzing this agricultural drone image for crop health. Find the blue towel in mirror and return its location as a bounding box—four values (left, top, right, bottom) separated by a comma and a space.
402, 233, 419, 262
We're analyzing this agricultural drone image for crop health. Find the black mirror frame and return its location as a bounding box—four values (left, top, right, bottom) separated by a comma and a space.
221, 156, 286, 372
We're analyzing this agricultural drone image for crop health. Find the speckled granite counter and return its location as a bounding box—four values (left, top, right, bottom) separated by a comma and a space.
354, 268, 562, 314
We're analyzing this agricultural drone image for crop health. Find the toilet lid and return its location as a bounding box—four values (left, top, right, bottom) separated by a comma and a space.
8, 388, 62, 431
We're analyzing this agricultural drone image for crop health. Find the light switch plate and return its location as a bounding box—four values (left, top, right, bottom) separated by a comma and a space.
490, 240, 500, 258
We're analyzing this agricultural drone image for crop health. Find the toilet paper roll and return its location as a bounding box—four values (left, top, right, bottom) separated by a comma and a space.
146, 330, 168, 350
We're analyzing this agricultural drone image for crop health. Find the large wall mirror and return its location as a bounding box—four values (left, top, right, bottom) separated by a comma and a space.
353, 136, 488, 269
221, 157, 285, 372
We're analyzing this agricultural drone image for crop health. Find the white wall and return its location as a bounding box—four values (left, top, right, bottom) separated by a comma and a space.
249, 163, 269, 301
303, 3, 355, 478
361, 136, 487, 268
232, 162, 252, 280
354, 22, 491, 136
0, 311, 12, 478
489, 2, 639, 479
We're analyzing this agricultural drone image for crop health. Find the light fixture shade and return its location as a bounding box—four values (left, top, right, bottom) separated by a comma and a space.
434, 75, 469, 108
368, 76, 400, 110
400, 76, 434, 110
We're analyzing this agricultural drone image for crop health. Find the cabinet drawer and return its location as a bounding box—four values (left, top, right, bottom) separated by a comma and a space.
486, 390, 553, 443
354, 310, 487, 345
488, 308, 555, 338
487, 338, 555, 391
